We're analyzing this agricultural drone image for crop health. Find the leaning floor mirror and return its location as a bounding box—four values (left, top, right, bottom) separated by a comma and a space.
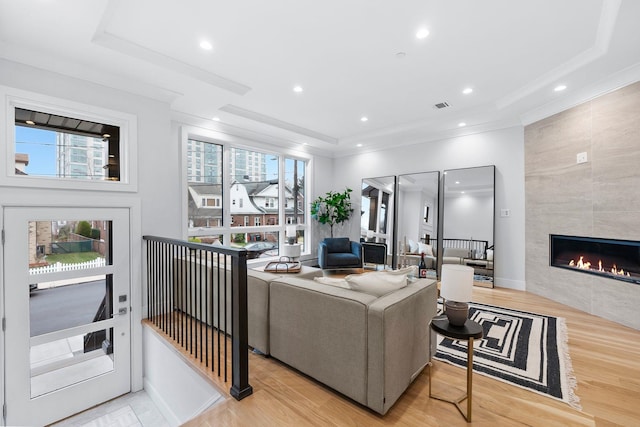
361, 176, 396, 269
395, 171, 440, 275
442, 165, 495, 287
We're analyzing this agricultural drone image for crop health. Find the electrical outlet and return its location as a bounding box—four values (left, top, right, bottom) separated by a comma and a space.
500, 209, 511, 217
577, 152, 588, 164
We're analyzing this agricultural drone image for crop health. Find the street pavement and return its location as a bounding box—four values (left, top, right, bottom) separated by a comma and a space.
29, 279, 106, 337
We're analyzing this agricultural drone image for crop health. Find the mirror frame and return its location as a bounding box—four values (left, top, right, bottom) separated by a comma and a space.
360, 176, 397, 268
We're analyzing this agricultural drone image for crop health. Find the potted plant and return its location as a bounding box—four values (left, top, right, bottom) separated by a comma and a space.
311, 188, 354, 238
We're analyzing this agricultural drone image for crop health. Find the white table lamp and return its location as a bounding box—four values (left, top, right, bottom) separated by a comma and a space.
440, 264, 474, 326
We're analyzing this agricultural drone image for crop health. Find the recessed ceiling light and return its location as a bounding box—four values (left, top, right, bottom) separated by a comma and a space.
458, 122, 466, 127
199, 40, 213, 50
302, 142, 308, 146
461, 191, 465, 194
212, 116, 220, 122
455, 181, 460, 184
395, 52, 406, 59
554, 84, 567, 92
462, 87, 473, 95
293, 85, 303, 93
360, 116, 368, 122
416, 28, 430, 39
357, 143, 363, 147
26, 120, 35, 125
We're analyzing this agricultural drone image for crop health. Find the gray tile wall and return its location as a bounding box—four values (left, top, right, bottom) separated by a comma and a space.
525, 81, 640, 330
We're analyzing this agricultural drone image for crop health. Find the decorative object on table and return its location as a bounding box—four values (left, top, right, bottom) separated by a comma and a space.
264, 258, 301, 273
285, 225, 297, 244
435, 301, 581, 410
281, 243, 301, 261
310, 188, 353, 238
418, 252, 428, 278
440, 264, 474, 326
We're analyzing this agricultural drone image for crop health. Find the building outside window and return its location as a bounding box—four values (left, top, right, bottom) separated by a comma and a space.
186, 138, 308, 255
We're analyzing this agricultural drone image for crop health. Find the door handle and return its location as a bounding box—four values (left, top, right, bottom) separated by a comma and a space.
112, 307, 128, 317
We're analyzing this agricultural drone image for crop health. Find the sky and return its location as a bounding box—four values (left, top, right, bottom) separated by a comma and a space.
15, 126, 57, 177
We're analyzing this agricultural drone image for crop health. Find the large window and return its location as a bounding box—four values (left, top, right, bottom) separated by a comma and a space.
185, 137, 308, 257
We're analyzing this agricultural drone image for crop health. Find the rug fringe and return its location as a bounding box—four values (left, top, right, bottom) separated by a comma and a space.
557, 317, 582, 411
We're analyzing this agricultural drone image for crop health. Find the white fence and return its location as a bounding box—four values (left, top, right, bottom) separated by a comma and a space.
29, 258, 106, 275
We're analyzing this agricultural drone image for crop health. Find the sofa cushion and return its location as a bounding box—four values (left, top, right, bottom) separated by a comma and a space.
345, 272, 408, 297
324, 237, 351, 253
326, 253, 360, 266
384, 266, 417, 277
443, 247, 469, 258
313, 276, 350, 289
407, 239, 419, 254
418, 243, 433, 256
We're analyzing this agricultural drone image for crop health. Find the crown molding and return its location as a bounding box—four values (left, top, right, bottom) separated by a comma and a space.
520, 61, 640, 126
333, 119, 522, 158
495, 0, 622, 110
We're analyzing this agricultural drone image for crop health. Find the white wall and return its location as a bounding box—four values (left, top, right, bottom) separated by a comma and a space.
0, 59, 180, 238
332, 126, 526, 289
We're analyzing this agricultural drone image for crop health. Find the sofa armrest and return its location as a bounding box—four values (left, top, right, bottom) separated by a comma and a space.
350, 241, 363, 265
318, 241, 329, 269
366, 279, 438, 414
269, 277, 377, 406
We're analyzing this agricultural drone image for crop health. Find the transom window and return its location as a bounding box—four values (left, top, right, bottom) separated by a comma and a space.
14, 108, 121, 182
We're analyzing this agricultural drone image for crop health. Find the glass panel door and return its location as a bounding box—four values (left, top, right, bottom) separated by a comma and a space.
3, 207, 131, 426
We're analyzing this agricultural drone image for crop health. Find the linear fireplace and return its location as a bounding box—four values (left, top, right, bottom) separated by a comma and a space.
550, 235, 640, 285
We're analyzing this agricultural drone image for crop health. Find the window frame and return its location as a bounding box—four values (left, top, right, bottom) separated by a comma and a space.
1, 86, 137, 192
181, 126, 311, 260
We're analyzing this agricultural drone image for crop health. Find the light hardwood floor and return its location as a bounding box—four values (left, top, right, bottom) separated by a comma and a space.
158, 287, 640, 426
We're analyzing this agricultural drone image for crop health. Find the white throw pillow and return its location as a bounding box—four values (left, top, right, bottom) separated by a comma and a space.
313, 276, 351, 289
345, 272, 408, 297
385, 266, 417, 277
417, 243, 433, 256
407, 239, 419, 254
486, 249, 494, 261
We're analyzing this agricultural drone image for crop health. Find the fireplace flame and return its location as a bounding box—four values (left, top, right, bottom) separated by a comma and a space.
568, 257, 631, 277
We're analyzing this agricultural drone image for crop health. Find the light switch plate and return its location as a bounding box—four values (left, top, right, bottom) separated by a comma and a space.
577, 152, 588, 164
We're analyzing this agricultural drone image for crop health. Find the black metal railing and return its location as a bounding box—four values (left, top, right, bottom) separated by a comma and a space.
143, 235, 253, 400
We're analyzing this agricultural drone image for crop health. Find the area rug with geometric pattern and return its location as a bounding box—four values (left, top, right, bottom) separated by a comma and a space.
434, 302, 581, 409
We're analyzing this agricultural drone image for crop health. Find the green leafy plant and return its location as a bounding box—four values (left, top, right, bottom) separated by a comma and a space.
311, 188, 354, 238
75, 221, 92, 238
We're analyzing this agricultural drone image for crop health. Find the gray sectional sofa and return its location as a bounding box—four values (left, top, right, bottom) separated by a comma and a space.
247, 267, 438, 415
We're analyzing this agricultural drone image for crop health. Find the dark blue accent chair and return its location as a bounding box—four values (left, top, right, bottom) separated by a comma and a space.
318, 237, 363, 269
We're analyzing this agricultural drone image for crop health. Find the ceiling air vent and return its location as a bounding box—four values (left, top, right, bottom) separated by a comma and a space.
434, 102, 450, 109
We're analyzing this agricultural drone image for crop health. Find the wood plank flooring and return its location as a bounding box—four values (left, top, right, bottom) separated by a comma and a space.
151, 287, 640, 426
